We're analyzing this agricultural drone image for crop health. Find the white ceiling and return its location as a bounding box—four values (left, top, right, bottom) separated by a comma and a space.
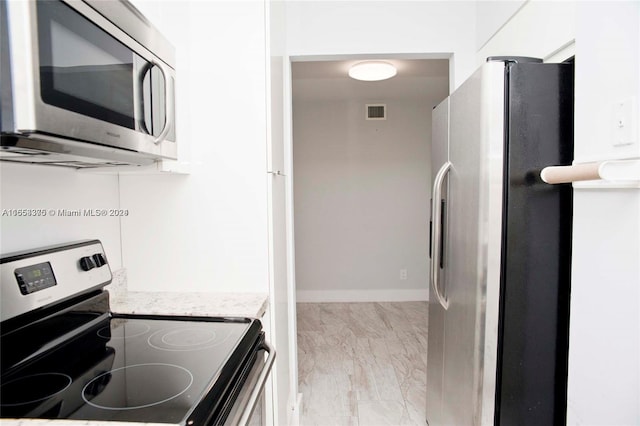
292, 58, 450, 103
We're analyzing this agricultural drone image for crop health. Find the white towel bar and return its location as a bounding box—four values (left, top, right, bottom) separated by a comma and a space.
541, 159, 640, 185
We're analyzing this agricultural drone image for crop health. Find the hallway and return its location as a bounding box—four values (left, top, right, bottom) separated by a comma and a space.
297, 302, 428, 425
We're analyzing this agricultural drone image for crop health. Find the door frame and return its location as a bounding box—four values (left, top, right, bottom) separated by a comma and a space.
281, 52, 454, 423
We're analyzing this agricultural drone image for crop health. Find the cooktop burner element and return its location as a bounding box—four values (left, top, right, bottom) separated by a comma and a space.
0, 373, 72, 407
98, 320, 151, 339
82, 363, 194, 410
148, 326, 233, 351
0, 300, 263, 424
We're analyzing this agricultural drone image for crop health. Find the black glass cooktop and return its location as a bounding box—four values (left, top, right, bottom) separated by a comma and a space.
0, 292, 262, 424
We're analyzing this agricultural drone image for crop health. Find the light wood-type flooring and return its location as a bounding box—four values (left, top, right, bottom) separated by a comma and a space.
296, 302, 428, 426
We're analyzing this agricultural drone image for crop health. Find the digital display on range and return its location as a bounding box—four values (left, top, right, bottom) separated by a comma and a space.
15, 262, 57, 295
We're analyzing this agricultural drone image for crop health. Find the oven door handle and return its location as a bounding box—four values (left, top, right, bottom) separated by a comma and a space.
236, 341, 276, 426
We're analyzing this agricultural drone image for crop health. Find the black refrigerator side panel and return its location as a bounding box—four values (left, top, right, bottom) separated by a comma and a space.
496, 62, 574, 426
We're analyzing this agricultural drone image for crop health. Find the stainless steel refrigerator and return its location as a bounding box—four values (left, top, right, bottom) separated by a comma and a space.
426, 57, 574, 426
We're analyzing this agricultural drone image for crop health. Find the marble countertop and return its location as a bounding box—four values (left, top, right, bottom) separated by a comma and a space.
106, 269, 268, 319
110, 290, 268, 319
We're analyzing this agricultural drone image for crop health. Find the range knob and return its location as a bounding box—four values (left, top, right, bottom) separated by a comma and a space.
92, 253, 107, 267
79, 256, 96, 271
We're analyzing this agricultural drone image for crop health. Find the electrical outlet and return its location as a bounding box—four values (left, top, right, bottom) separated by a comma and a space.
400, 269, 407, 280
613, 97, 637, 147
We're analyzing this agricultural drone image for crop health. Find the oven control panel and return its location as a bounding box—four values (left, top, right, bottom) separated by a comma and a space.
14, 261, 57, 295
0, 240, 112, 322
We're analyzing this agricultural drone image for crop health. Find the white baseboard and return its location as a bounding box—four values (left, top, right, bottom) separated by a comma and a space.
296, 289, 428, 303
288, 393, 302, 426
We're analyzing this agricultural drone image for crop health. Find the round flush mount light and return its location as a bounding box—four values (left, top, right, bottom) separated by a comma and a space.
348, 61, 397, 81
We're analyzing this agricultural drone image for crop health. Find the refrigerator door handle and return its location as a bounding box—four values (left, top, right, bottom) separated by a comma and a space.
440, 199, 446, 269
430, 161, 451, 310
429, 199, 433, 259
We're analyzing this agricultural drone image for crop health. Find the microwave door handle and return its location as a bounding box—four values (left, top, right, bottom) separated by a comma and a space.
430, 161, 451, 310
137, 62, 153, 136
152, 60, 172, 145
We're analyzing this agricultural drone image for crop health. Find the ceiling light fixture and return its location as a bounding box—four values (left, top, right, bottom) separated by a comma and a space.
348, 61, 397, 81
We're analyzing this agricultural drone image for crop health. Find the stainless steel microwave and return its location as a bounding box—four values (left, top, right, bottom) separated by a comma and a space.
0, 0, 176, 168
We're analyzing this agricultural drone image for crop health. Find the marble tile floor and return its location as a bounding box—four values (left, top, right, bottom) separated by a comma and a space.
297, 302, 429, 426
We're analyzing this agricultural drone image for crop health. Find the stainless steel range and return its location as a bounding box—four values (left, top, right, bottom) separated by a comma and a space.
0, 240, 274, 425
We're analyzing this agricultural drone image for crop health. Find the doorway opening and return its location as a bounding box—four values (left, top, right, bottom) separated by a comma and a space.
290, 55, 450, 424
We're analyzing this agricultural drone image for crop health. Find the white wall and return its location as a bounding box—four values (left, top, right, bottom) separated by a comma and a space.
476, 1, 576, 63
574, 1, 639, 163
293, 96, 445, 302
0, 163, 122, 268
475, 0, 525, 50
568, 2, 639, 424
120, 1, 269, 293
285, 1, 476, 90
477, 1, 640, 424
569, 190, 639, 425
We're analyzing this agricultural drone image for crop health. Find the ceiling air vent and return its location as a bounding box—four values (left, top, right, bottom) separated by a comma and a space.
366, 104, 386, 120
